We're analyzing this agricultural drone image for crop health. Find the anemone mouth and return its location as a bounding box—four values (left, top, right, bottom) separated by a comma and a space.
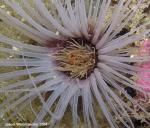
52, 37, 98, 80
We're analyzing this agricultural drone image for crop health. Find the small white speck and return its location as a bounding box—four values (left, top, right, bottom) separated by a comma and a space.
145, 38, 148, 41
6, 11, 11, 15
0, 5, 5, 9
12, 46, 19, 51
130, 55, 134, 58
56, 31, 59, 35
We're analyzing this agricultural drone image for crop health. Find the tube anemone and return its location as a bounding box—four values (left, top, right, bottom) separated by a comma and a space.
0, 0, 150, 128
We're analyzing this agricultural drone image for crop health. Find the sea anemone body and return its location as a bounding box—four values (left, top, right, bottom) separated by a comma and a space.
0, 0, 150, 128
